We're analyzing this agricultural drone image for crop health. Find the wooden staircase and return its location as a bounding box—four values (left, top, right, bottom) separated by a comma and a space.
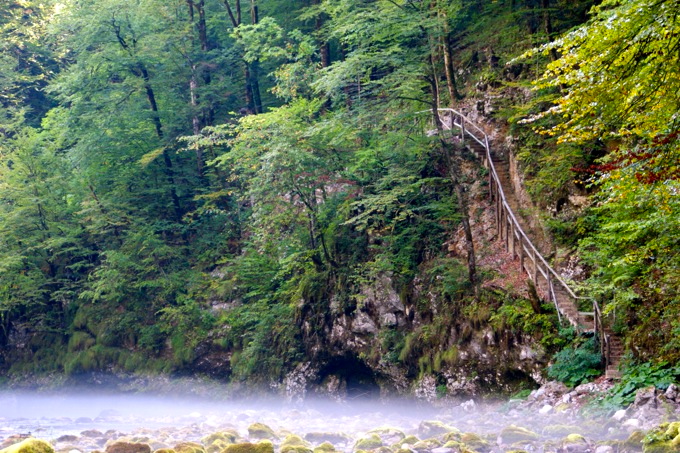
433, 108, 622, 378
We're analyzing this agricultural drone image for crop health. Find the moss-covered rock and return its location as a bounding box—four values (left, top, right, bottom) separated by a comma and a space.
622, 431, 645, 452
418, 421, 456, 439
411, 438, 441, 452
542, 425, 583, 437
280, 436, 312, 453
312, 443, 336, 453
222, 441, 274, 453
353, 435, 383, 451
460, 433, 491, 452
398, 436, 419, 446
642, 422, 680, 453
174, 443, 205, 453
304, 434, 349, 445
105, 442, 151, 453
152, 449, 176, 453
247, 424, 277, 441
202, 432, 238, 447
559, 434, 589, 453
498, 426, 539, 445
367, 429, 405, 446
0, 439, 55, 453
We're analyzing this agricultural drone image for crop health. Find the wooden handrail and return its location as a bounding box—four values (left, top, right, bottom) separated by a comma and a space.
420, 108, 605, 341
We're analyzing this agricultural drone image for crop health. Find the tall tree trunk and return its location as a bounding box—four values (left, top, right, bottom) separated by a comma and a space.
249, 0, 263, 113
541, 0, 558, 61
138, 64, 183, 222
312, 0, 331, 68
428, 65, 477, 296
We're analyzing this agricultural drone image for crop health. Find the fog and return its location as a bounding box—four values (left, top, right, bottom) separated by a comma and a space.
0, 383, 628, 452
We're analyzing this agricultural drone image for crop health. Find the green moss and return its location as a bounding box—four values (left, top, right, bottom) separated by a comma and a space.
460, 433, 491, 452
246, 424, 277, 441
412, 439, 442, 451
623, 431, 645, 452
542, 425, 583, 437
208, 432, 239, 445
222, 442, 273, 453
498, 426, 539, 444
353, 435, 383, 451
312, 443, 336, 453
0, 439, 54, 453
418, 421, 457, 438
398, 436, 419, 446
104, 441, 151, 453
173, 443, 205, 453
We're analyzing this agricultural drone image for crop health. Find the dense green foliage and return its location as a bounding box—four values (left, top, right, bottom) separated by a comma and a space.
0, 0, 678, 393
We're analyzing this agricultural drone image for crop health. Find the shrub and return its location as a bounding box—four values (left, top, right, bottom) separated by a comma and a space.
547, 337, 602, 387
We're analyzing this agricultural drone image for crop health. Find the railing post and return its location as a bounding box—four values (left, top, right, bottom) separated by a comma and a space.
532, 249, 538, 283
509, 223, 516, 258
460, 115, 465, 141
519, 237, 525, 272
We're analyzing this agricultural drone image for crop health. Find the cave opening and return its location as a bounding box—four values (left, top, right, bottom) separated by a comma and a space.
318, 355, 381, 399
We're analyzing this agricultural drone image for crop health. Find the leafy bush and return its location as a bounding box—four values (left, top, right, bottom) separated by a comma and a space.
547, 337, 602, 387
605, 361, 680, 407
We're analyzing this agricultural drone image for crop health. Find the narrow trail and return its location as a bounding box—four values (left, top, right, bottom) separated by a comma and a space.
437, 109, 623, 379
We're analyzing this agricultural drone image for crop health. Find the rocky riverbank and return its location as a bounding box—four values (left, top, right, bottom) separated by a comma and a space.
1, 381, 679, 453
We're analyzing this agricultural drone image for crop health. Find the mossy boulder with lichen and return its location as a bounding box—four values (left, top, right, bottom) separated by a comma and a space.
498, 426, 539, 445
353, 435, 383, 451
460, 433, 491, 452
311, 443, 336, 453
105, 442, 151, 453
247, 425, 277, 441
0, 439, 55, 453
174, 443, 205, 453
222, 442, 273, 453
418, 421, 457, 439
642, 422, 680, 453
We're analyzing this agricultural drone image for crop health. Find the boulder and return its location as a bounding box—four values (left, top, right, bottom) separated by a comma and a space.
498, 426, 539, 445
246, 424, 277, 441
417, 421, 457, 439
353, 435, 382, 451
0, 439, 55, 453
105, 442, 151, 453
222, 442, 273, 453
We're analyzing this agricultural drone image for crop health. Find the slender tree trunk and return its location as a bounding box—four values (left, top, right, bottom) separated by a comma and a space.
541, 0, 558, 61
428, 64, 477, 295
138, 64, 183, 222
249, 0, 263, 113
312, 0, 331, 68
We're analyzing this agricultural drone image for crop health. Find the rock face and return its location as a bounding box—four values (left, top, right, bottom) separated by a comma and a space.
292, 268, 549, 400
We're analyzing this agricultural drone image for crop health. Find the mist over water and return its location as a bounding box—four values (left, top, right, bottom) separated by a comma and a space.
0, 381, 631, 452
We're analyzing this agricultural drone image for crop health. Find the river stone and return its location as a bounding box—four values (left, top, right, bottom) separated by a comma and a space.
542, 425, 583, 437
0, 439, 55, 453
173, 442, 205, 453
105, 442, 151, 453
246, 425, 277, 441
459, 433, 490, 452
498, 426, 539, 444
417, 421, 456, 439
367, 429, 404, 446
612, 410, 627, 422
222, 442, 273, 453
412, 438, 442, 452
353, 434, 383, 451
312, 443, 336, 453
55, 437, 78, 444
303, 434, 349, 445
559, 434, 590, 453
594, 446, 614, 453
280, 435, 312, 453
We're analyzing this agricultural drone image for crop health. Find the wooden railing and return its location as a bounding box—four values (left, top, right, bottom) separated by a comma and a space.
420, 108, 607, 347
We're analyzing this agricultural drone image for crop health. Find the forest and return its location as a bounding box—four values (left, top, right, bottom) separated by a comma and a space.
0, 0, 678, 398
